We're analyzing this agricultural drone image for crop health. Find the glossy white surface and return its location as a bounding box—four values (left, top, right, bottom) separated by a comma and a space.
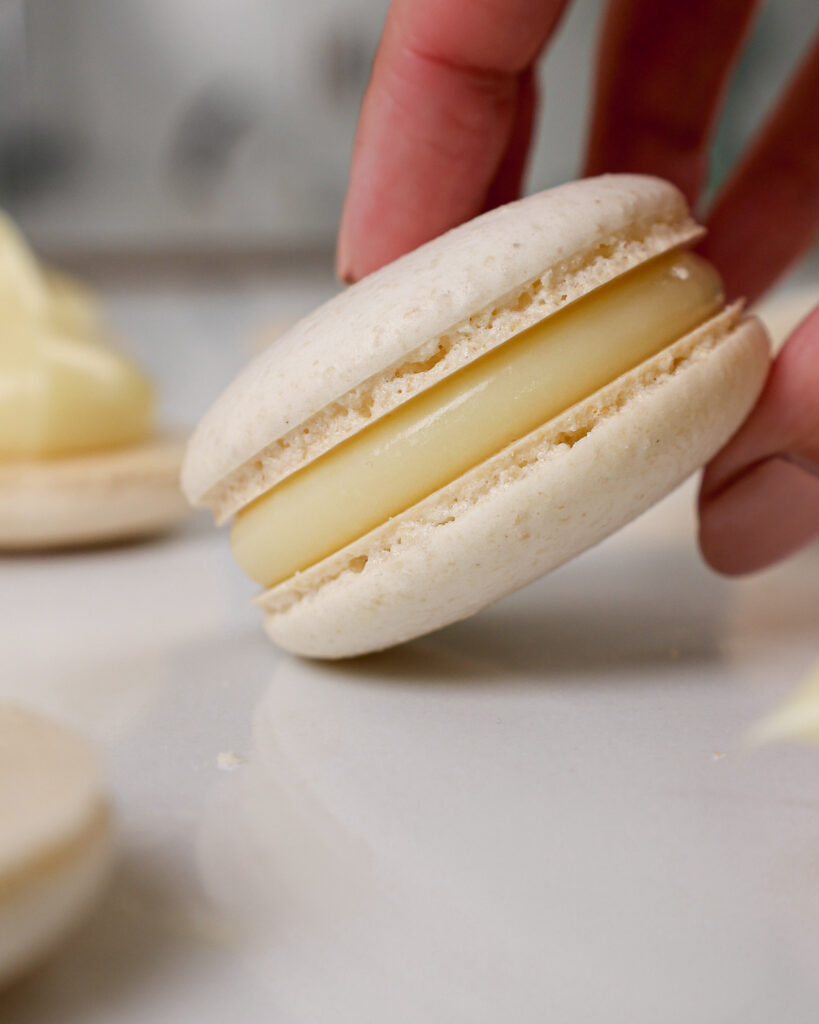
1, 275, 817, 1022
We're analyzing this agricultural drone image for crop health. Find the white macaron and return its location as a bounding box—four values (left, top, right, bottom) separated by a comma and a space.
183, 175, 770, 658
0, 703, 113, 986
0, 434, 188, 550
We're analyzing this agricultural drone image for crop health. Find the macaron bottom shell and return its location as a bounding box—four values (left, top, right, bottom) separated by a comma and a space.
0, 434, 189, 550
258, 311, 769, 658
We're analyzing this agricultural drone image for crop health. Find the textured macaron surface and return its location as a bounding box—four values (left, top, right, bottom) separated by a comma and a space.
183, 175, 699, 513
179, 173, 772, 658
258, 312, 769, 657
232, 251, 724, 589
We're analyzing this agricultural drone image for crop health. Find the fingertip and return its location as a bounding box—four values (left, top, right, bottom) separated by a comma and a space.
697, 510, 751, 577
697, 482, 750, 577
336, 260, 356, 286
335, 261, 356, 286
698, 458, 819, 577
335, 202, 358, 283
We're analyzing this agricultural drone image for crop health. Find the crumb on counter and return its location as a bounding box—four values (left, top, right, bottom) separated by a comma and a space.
216, 751, 245, 771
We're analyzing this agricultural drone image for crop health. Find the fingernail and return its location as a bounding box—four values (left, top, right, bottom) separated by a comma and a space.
335, 212, 356, 284
335, 245, 355, 285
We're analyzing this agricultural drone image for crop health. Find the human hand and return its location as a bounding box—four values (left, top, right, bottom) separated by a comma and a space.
337, 0, 819, 573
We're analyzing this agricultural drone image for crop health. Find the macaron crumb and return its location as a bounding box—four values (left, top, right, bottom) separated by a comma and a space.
216, 751, 245, 771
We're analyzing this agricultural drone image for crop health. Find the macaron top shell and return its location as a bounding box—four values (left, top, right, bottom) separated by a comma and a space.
182, 175, 699, 516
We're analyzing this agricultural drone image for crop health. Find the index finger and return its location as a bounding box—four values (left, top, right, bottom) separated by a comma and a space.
337, 0, 570, 282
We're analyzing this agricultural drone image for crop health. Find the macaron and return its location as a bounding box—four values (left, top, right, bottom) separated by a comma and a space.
183, 174, 770, 658
0, 703, 113, 986
0, 435, 188, 550
0, 211, 188, 550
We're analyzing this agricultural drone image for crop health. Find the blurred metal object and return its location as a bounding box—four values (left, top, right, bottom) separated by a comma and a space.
0, 2, 79, 206
0, 0, 816, 257
0, 1, 26, 120
0, 0, 390, 253
169, 84, 257, 196
0, 123, 77, 203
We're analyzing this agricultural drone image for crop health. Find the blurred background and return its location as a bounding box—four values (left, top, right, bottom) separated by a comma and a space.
1, 0, 817, 264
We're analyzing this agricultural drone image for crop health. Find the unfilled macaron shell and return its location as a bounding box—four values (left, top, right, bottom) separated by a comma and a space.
0, 703, 113, 986
0, 433, 190, 550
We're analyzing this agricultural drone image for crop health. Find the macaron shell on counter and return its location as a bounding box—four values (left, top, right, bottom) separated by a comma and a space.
0, 211, 189, 549
0, 703, 113, 987
183, 175, 770, 658
0, 435, 188, 550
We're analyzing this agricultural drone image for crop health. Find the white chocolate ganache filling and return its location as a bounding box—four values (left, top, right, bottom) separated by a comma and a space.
232, 250, 724, 588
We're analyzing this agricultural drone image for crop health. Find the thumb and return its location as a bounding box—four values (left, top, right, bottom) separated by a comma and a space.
698, 305, 819, 574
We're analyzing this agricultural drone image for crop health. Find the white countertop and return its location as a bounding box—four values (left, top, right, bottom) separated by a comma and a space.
1, 270, 817, 1022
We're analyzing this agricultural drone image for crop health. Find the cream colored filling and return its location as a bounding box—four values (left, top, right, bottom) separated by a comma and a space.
42, 267, 105, 341
0, 212, 153, 459
232, 251, 724, 588
747, 661, 819, 747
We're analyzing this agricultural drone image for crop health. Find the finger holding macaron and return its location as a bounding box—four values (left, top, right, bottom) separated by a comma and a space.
184, 174, 770, 658
699, 304, 819, 575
